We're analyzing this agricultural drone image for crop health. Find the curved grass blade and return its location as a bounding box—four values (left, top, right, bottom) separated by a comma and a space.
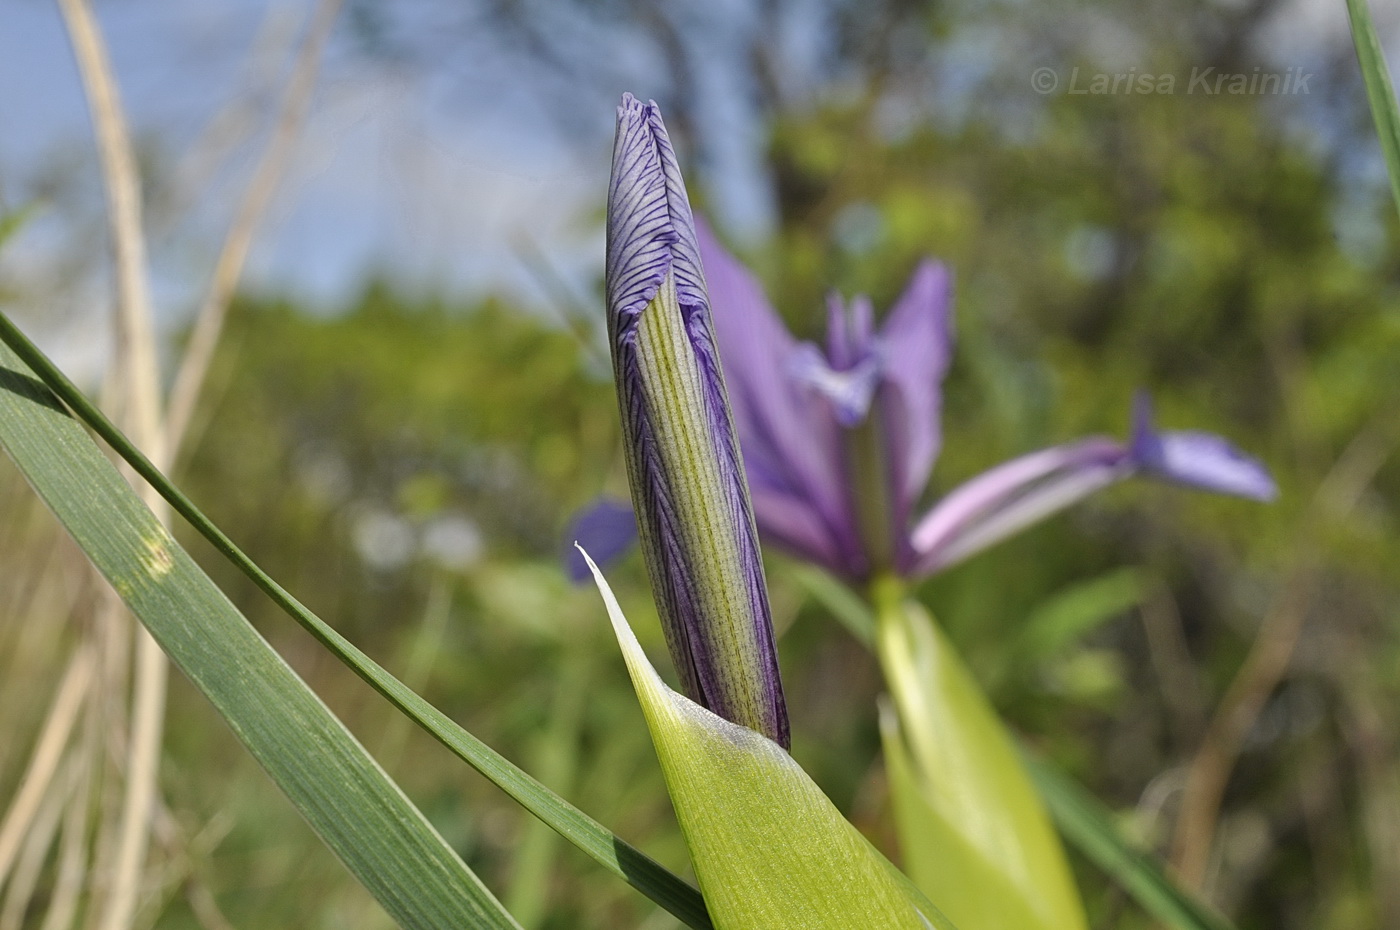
0, 341, 520, 930
0, 312, 713, 930
1024, 755, 1236, 930
1345, 0, 1400, 217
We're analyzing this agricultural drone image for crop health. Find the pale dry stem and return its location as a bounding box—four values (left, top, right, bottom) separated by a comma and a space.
0, 758, 81, 930
0, 649, 93, 886
166, 0, 343, 451
56, 1, 169, 925
38, 755, 94, 930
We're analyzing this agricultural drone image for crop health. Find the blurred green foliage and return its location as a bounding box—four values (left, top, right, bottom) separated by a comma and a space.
752, 58, 1400, 930
4, 8, 1400, 929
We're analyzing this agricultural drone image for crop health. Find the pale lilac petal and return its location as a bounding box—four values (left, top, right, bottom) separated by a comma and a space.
748, 485, 849, 576
825, 293, 876, 368
1130, 394, 1277, 501
909, 438, 1130, 576
876, 261, 955, 538
789, 343, 883, 427
562, 498, 638, 583
909, 398, 1276, 577
825, 294, 853, 369
696, 217, 865, 577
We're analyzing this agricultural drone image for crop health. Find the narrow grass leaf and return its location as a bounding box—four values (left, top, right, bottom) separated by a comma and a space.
0, 312, 712, 930
1016, 568, 1145, 661
0, 203, 38, 250
1024, 755, 1237, 930
787, 563, 875, 645
0, 341, 520, 930
1346, 0, 1400, 217
580, 548, 934, 930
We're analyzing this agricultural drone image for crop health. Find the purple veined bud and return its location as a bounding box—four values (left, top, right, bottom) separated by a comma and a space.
602, 94, 789, 748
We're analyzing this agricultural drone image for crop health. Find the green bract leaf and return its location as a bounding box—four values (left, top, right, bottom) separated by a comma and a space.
580, 548, 935, 930
0, 341, 520, 929
1345, 0, 1400, 219
874, 579, 1088, 930
805, 569, 1239, 930
0, 313, 712, 929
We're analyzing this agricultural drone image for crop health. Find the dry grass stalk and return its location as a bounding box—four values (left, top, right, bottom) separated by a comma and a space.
56, 1, 170, 924
0, 649, 93, 886
28, 2, 342, 927
1171, 424, 1395, 890
167, 0, 344, 451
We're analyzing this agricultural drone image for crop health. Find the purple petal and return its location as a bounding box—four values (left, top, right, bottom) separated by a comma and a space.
908, 397, 1277, 577
825, 293, 876, 369
789, 342, 883, 427
696, 217, 867, 579
876, 261, 954, 541
746, 484, 849, 576
1130, 394, 1277, 501
606, 97, 788, 747
562, 498, 638, 583
909, 438, 1131, 576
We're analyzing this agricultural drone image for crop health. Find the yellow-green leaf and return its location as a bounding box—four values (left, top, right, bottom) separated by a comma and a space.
580, 549, 933, 930
874, 579, 1088, 930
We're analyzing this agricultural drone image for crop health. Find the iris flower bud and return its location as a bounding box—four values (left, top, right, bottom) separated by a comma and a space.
604, 94, 789, 748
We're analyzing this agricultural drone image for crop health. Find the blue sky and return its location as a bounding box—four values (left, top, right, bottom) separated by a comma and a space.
0, 1, 627, 331
0, 0, 1394, 378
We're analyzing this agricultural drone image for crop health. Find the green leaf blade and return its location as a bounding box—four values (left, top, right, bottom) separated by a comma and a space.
1025, 756, 1237, 930
0, 312, 712, 929
582, 550, 933, 930
0, 344, 521, 930
1346, 0, 1400, 218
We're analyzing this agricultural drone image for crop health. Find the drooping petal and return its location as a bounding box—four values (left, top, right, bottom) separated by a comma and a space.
878, 261, 955, 511
909, 397, 1277, 577
606, 95, 788, 747
696, 217, 866, 579
1130, 393, 1277, 501
743, 486, 851, 577
562, 497, 638, 583
909, 439, 1131, 576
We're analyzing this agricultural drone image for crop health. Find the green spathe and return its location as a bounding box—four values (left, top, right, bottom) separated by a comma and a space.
875, 578, 1088, 930
580, 547, 931, 929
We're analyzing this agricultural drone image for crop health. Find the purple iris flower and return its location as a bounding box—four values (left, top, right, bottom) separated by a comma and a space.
596, 95, 788, 747
573, 219, 1275, 592
697, 222, 1276, 582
